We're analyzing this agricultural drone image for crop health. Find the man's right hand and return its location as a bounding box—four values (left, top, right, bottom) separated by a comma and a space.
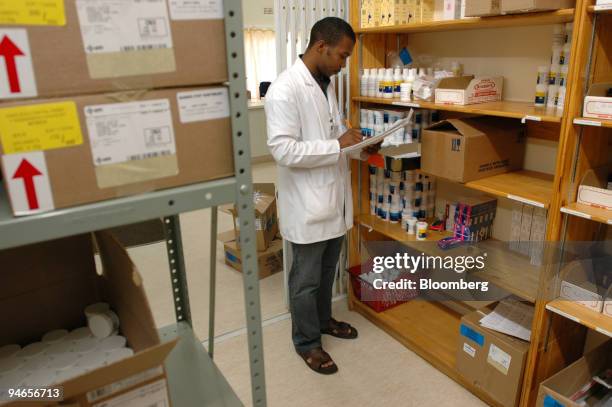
338, 129, 363, 149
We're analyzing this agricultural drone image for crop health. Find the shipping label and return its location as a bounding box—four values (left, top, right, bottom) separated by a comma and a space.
462, 342, 476, 358
84, 99, 176, 166
2, 151, 55, 215
92, 379, 169, 407
87, 366, 164, 403
76, 0, 173, 54
0, 29, 38, 100
177, 88, 229, 123
487, 343, 511, 375
0, 0, 66, 26
169, 0, 224, 20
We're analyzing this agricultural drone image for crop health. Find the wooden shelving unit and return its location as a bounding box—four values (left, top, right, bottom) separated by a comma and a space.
355, 8, 574, 33
346, 0, 603, 405
561, 202, 612, 224
588, 4, 612, 12
546, 300, 612, 337
354, 96, 563, 123
573, 117, 612, 127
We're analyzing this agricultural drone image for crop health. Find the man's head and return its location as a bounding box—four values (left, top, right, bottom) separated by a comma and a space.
305, 17, 355, 77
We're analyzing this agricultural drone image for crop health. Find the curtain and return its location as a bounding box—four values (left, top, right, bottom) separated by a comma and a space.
244, 28, 277, 99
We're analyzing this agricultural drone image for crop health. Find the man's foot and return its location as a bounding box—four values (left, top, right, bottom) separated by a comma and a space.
321, 318, 358, 339
298, 347, 338, 375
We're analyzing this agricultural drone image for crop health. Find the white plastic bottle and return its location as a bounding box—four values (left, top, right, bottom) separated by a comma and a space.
384, 68, 394, 99
537, 66, 549, 85
559, 65, 568, 87
360, 69, 369, 97
549, 64, 560, 85
546, 85, 559, 109
377, 68, 385, 98
552, 24, 565, 46
368, 68, 377, 97
556, 86, 567, 114
551, 45, 562, 66
565, 22, 573, 44
402, 68, 410, 83
451, 61, 463, 77
561, 42, 571, 65
534, 84, 547, 107
393, 68, 402, 98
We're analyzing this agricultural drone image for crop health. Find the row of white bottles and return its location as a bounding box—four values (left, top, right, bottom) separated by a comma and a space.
360, 68, 418, 99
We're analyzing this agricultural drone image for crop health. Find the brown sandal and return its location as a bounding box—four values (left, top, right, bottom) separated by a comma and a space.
321, 318, 358, 339
298, 347, 338, 375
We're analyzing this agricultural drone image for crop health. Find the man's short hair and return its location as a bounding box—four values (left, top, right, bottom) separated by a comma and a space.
307, 17, 356, 48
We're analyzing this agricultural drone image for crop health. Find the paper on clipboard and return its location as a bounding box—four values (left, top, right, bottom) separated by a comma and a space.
341, 110, 414, 154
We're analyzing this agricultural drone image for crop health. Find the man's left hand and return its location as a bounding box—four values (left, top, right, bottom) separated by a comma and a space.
363, 142, 382, 155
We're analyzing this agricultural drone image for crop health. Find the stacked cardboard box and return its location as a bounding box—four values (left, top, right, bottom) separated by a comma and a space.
219, 231, 284, 279
0, 232, 177, 406
0, 0, 233, 216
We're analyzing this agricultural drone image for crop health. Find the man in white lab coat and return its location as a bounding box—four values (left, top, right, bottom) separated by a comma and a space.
266, 17, 375, 375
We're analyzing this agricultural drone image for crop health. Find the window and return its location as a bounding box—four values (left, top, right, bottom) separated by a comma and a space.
244, 28, 277, 99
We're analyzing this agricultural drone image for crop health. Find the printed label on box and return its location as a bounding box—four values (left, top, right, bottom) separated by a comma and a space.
87, 366, 164, 403
0, 0, 66, 26
76, 0, 173, 54
85, 99, 176, 166
92, 378, 168, 407
169, 0, 224, 20
0, 102, 82, 154
560, 280, 603, 310
463, 342, 476, 358
2, 151, 55, 215
487, 343, 511, 375
0, 29, 38, 100
177, 88, 230, 123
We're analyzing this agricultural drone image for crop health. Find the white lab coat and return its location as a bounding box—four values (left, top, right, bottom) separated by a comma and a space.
265, 58, 353, 244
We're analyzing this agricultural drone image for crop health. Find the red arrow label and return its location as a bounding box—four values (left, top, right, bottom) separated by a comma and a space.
0, 35, 25, 94
12, 158, 42, 210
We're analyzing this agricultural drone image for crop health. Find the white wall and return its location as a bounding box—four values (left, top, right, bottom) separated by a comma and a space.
242, 0, 275, 28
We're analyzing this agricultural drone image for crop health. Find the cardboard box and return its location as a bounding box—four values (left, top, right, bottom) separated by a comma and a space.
537, 342, 612, 407
0, 0, 227, 101
577, 167, 612, 210
421, 0, 437, 21
220, 231, 284, 279
0, 86, 234, 216
583, 83, 612, 120
501, 0, 574, 13
465, 0, 502, 15
421, 117, 526, 183
227, 183, 279, 252
435, 76, 503, 105
0, 231, 177, 406
559, 259, 605, 312
457, 309, 530, 407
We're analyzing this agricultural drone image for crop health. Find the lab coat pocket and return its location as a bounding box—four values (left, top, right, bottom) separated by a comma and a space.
304, 167, 341, 225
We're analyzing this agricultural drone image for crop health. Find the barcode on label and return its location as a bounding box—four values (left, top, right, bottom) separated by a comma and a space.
127, 150, 173, 161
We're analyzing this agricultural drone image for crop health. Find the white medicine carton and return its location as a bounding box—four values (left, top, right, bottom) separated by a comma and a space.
583, 82, 612, 120
435, 76, 503, 105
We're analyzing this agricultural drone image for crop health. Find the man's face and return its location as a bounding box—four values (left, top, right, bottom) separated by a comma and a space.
319, 36, 354, 77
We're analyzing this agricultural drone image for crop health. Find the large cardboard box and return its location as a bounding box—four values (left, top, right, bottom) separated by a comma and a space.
457, 309, 530, 407
583, 83, 612, 120
0, 86, 234, 216
465, 0, 502, 16
421, 117, 526, 183
577, 167, 612, 211
501, 0, 574, 13
227, 183, 279, 252
0, 231, 178, 406
220, 231, 284, 279
0, 0, 227, 101
435, 76, 503, 105
537, 341, 612, 407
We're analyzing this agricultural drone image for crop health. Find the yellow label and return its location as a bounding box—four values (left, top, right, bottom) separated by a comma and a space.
0, 0, 66, 26
0, 102, 83, 154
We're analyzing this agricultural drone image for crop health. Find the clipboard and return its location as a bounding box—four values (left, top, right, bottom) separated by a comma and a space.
341, 110, 414, 154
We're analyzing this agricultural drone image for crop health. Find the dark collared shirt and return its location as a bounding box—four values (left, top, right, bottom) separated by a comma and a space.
300, 55, 330, 99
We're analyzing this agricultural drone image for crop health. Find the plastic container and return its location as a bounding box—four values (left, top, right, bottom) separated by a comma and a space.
46, 340, 74, 355
547, 85, 559, 109
97, 336, 127, 352
42, 329, 69, 344
537, 66, 549, 85
552, 24, 565, 46
66, 327, 94, 342
89, 310, 120, 339
377, 68, 385, 98
84, 302, 110, 318
383, 68, 394, 99
407, 217, 418, 235
400, 82, 412, 102
368, 68, 377, 97
560, 43, 571, 65
17, 342, 48, 358
556, 86, 567, 114
75, 351, 107, 370
417, 221, 428, 240
549, 64, 559, 85
49, 352, 80, 370
73, 337, 99, 354
559, 65, 568, 87
565, 22, 573, 44
451, 61, 463, 77
106, 348, 135, 365
551, 45, 562, 66
393, 68, 402, 98
534, 83, 547, 107
21, 354, 52, 371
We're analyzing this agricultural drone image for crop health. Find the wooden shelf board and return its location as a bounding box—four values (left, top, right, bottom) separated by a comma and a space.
561, 202, 612, 225
353, 96, 562, 123
355, 9, 574, 34
588, 4, 612, 13
465, 170, 554, 209
573, 117, 612, 128
356, 214, 541, 302
349, 297, 501, 406
546, 299, 612, 337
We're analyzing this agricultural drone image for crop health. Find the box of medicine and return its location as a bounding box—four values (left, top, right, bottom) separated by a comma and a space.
559, 256, 609, 313
220, 231, 284, 279
464, 0, 502, 16
0, 0, 227, 101
0, 86, 234, 216
457, 309, 530, 407
453, 195, 497, 242
421, 116, 526, 183
583, 82, 612, 120
435, 76, 503, 105
501, 0, 574, 13
0, 231, 177, 406
444, 0, 464, 19
577, 167, 612, 211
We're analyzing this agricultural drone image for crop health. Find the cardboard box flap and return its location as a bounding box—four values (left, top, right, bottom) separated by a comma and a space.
426, 118, 484, 138
95, 231, 159, 349
217, 230, 236, 244
229, 183, 277, 216
0, 235, 99, 345
586, 82, 612, 97
580, 165, 610, 189
437, 76, 476, 90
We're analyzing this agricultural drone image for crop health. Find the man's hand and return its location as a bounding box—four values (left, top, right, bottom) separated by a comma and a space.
363, 142, 382, 156
338, 129, 363, 149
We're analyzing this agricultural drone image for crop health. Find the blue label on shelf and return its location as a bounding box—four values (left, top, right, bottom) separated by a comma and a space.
543, 395, 565, 407
460, 324, 484, 346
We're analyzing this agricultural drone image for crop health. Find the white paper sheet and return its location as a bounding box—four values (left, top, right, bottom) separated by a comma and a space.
341, 111, 414, 154
479, 299, 534, 342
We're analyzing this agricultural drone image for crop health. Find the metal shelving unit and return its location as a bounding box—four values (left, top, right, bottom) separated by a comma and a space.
0, 1, 267, 405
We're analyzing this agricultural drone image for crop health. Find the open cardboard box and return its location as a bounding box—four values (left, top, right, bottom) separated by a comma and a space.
0, 232, 177, 406
501, 0, 574, 13
218, 231, 284, 279
583, 83, 612, 120
577, 166, 612, 211
435, 76, 503, 105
